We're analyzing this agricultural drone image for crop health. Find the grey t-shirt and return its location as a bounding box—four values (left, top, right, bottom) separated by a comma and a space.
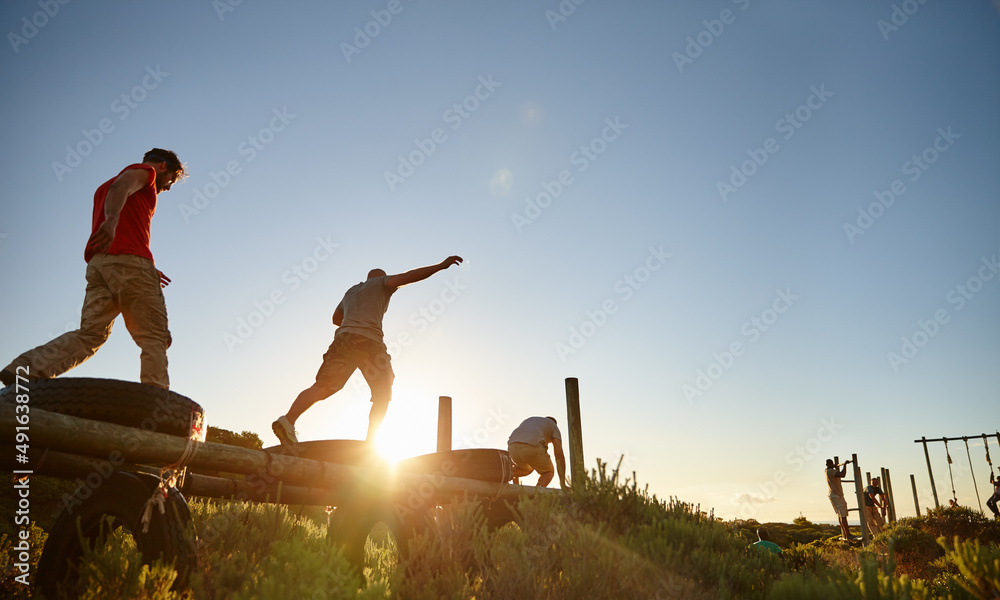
826, 468, 845, 497
335, 276, 396, 342
508, 417, 562, 449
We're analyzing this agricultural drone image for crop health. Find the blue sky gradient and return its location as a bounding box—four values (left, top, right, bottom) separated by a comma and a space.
2, 0, 998, 522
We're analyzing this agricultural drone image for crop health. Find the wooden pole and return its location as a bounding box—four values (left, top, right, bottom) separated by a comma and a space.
921, 436, 940, 508
0, 405, 552, 506
565, 377, 585, 485
437, 396, 452, 453
852, 453, 868, 543
881, 467, 896, 523
910, 474, 921, 516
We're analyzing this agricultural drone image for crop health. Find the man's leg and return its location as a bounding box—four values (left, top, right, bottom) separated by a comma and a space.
115, 256, 171, 389
274, 336, 356, 446
4, 258, 118, 380
287, 383, 337, 423
987, 493, 999, 517
839, 516, 852, 539
536, 470, 555, 487
366, 399, 389, 442
359, 343, 394, 442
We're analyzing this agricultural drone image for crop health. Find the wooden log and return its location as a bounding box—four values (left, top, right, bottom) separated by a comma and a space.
2, 444, 348, 505
910, 474, 921, 517
1, 405, 549, 506
565, 377, 585, 485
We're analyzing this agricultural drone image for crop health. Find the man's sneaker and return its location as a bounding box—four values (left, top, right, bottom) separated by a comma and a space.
272, 416, 298, 447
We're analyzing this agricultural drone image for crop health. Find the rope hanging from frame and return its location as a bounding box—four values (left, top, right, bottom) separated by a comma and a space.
944, 439, 957, 502
963, 437, 983, 513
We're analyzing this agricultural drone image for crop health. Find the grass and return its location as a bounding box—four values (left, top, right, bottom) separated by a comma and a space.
2, 462, 999, 599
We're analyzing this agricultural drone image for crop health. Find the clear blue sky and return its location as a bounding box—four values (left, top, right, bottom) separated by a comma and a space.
2, 1, 998, 523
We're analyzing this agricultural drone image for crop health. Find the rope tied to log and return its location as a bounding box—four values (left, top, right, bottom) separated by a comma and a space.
141, 480, 169, 533
488, 450, 514, 508
984, 434, 993, 468
143, 408, 201, 533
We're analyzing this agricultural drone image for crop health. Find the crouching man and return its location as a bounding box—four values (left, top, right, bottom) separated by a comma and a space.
507, 416, 567, 488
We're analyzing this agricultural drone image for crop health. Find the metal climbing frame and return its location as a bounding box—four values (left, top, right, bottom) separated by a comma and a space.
914, 432, 1000, 511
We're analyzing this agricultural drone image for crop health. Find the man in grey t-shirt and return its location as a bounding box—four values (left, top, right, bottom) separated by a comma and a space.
272, 255, 463, 446
507, 416, 567, 488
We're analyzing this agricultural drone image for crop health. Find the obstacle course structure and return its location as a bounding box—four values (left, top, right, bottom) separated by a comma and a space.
2, 376, 587, 595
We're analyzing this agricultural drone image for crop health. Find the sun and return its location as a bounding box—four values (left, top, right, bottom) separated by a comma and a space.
370, 386, 439, 463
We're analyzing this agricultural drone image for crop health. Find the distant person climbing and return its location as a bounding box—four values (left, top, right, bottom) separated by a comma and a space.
864, 476, 886, 535
507, 416, 567, 488
271, 256, 463, 447
988, 470, 1000, 520
826, 458, 857, 541
750, 527, 782, 554
0, 149, 186, 390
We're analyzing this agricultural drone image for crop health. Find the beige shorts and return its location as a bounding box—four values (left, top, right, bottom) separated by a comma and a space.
829, 493, 849, 518
508, 442, 553, 474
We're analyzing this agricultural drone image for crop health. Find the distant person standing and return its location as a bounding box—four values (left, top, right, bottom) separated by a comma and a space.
864, 476, 886, 535
272, 256, 463, 446
507, 416, 567, 488
0, 149, 186, 390
826, 458, 857, 541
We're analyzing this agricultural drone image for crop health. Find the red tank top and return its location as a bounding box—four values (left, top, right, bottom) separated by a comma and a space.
85, 164, 157, 263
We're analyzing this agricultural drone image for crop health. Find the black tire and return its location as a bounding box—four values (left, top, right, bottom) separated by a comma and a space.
263, 439, 386, 467
329, 498, 434, 569
396, 448, 514, 483
36, 471, 197, 598
0, 377, 206, 440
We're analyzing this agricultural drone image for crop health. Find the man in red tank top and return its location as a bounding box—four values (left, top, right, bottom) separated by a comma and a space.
1, 149, 186, 390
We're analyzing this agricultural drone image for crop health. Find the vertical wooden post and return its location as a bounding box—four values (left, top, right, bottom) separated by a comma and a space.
437, 396, 452, 453
852, 454, 868, 543
565, 377, 585, 485
881, 467, 896, 523
910, 474, 921, 517
922, 436, 940, 508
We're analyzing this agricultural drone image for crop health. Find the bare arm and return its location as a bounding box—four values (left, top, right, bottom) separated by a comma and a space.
551, 438, 568, 488
86, 168, 154, 254
385, 256, 463, 290
332, 301, 344, 326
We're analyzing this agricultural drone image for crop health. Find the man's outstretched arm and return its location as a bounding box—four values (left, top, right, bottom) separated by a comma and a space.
386, 256, 463, 289
552, 438, 568, 488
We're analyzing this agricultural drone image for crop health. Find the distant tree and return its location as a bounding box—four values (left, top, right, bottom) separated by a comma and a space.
207, 426, 263, 450
793, 513, 811, 526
